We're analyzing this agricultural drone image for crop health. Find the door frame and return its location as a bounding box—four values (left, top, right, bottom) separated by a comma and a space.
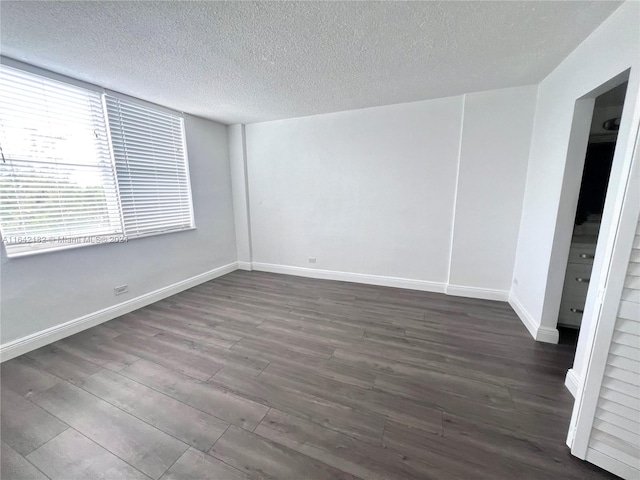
541, 71, 632, 341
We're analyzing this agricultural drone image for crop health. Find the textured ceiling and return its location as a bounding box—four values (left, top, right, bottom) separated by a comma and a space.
0, 1, 622, 125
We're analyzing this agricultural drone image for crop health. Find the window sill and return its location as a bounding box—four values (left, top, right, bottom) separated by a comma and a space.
3, 227, 196, 259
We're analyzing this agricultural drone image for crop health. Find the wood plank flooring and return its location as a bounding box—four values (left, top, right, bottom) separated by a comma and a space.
1, 270, 617, 479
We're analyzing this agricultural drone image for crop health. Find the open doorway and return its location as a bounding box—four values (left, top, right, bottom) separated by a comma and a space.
557, 82, 629, 340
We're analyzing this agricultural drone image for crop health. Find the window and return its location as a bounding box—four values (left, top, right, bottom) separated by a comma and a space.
0, 64, 194, 257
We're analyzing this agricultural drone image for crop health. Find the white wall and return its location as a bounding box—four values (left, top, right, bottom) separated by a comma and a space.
448, 86, 537, 297
510, 0, 639, 369
0, 114, 238, 345
243, 86, 536, 295
246, 97, 463, 288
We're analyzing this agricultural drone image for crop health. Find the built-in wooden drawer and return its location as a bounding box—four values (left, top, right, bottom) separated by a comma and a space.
569, 243, 597, 265
558, 299, 584, 327
558, 262, 593, 328
563, 263, 592, 295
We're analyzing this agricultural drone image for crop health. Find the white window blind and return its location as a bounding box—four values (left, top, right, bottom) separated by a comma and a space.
105, 95, 194, 238
0, 65, 123, 256
0, 64, 196, 258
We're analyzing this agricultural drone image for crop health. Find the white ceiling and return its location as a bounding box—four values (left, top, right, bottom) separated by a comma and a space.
0, 1, 622, 125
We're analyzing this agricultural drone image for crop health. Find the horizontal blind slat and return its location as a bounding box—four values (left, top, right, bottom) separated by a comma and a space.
595, 408, 640, 438
593, 419, 640, 449
604, 365, 640, 387
609, 342, 640, 362
601, 376, 640, 399
600, 386, 640, 412
590, 430, 640, 467
612, 330, 640, 349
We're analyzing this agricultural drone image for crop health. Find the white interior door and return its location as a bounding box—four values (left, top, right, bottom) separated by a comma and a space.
567, 130, 640, 479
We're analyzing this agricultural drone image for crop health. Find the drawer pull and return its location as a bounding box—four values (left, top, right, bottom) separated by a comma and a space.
575, 277, 590, 283
570, 308, 584, 314
579, 253, 595, 259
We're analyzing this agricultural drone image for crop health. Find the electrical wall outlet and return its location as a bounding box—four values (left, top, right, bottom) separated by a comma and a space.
513, 278, 518, 287
308, 257, 317, 264
114, 285, 128, 295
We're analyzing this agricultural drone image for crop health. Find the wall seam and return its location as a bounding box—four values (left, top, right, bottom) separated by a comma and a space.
446, 94, 466, 286
241, 124, 254, 264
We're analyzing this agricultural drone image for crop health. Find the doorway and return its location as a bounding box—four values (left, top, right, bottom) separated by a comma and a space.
557, 82, 629, 335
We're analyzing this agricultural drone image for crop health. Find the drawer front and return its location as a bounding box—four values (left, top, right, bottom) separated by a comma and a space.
558, 301, 584, 327
562, 277, 590, 301
563, 263, 592, 297
568, 244, 597, 265
559, 263, 593, 328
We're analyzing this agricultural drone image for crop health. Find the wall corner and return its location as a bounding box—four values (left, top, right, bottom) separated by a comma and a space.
228, 124, 253, 264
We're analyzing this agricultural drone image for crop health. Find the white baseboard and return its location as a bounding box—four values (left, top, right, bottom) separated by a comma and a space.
0, 262, 239, 363
4, 259, 555, 362
251, 262, 447, 293
252, 263, 515, 302
565, 368, 579, 397
446, 284, 509, 302
509, 293, 559, 344
237, 261, 253, 271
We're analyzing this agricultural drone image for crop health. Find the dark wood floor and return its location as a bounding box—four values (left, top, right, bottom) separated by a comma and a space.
1, 271, 616, 479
